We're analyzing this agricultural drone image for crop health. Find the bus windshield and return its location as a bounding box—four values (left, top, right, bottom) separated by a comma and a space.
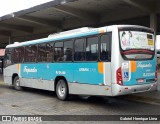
119, 28, 155, 60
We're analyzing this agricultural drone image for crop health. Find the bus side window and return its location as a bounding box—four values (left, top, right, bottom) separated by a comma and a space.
54, 42, 63, 62
31, 45, 37, 62
25, 46, 31, 62
46, 43, 53, 62
4, 48, 12, 67
86, 36, 98, 61
100, 33, 112, 61
63, 40, 73, 61
38, 43, 46, 62
74, 38, 85, 61
25, 45, 37, 63
12, 48, 19, 63
19, 47, 25, 63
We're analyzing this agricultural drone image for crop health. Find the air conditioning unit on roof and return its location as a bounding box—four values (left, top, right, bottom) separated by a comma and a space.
48, 27, 94, 38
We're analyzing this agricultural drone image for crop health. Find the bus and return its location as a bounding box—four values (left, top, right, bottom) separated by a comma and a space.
3, 25, 157, 100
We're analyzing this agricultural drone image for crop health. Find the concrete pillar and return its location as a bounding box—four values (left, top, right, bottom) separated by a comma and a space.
150, 13, 157, 35
8, 37, 11, 44
1, 58, 3, 74
150, 13, 160, 91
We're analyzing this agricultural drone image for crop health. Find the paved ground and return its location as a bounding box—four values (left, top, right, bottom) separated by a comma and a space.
0, 85, 160, 123
0, 74, 3, 83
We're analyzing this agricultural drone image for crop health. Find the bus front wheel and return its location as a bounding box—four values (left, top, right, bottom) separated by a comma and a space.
56, 79, 68, 101
13, 76, 22, 90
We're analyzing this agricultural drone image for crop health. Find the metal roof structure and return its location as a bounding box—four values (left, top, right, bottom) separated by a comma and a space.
0, 0, 160, 48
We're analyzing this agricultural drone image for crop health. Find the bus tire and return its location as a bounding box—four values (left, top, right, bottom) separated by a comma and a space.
56, 79, 68, 101
13, 76, 22, 90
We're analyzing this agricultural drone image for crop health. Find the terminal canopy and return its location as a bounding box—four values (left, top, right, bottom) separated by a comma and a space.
0, 0, 160, 48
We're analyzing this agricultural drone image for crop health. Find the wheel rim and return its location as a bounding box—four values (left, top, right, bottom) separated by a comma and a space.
15, 79, 20, 87
58, 80, 66, 97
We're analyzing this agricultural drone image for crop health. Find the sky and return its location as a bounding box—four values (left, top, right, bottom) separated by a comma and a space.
0, 0, 53, 16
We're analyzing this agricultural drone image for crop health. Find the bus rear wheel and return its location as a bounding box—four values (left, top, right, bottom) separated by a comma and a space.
56, 79, 68, 101
13, 76, 22, 90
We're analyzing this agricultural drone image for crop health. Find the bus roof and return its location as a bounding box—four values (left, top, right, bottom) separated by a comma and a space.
6, 25, 153, 48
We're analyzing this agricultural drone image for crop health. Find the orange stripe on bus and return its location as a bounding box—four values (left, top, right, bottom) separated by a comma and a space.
130, 61, 136, 72
99, 29, 105, 33
98, 62, 104, 74
17, 64, 20, 72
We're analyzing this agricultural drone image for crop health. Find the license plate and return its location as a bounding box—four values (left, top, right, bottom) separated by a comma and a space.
137, 78, 144, 83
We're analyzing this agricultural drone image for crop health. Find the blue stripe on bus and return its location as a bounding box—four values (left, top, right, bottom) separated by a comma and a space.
123, 57, 156, 86
20, 62, 103, 85
20, 57, 156, 86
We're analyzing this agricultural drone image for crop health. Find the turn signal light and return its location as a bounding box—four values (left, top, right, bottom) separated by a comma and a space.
116, 67, 123, 85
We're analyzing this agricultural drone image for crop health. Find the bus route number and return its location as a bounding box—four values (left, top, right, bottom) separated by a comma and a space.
56, 71, 66, 75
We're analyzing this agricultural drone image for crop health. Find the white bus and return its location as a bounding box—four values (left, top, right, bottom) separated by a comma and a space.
3, 25, 157, 100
